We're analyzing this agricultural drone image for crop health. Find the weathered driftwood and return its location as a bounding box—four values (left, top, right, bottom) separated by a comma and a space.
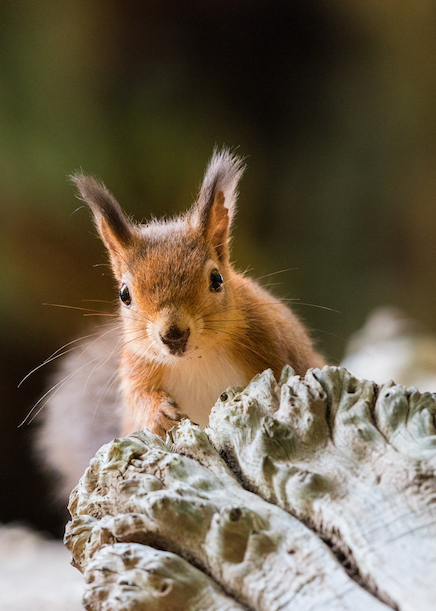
65, 366, 436, 611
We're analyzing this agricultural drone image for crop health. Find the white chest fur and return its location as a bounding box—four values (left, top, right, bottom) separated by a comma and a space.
163, 349, 247, 428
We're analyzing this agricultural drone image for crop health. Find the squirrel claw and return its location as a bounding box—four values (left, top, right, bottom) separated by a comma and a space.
152, 400, 188, 438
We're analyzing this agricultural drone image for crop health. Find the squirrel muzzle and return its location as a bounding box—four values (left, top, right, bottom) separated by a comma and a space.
159, 324, 191, 356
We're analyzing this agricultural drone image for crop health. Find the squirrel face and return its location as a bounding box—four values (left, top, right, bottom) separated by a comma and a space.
71, 150, 245, 363
116, 224, 235, 362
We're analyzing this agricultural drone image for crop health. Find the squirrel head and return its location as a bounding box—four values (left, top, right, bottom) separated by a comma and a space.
71, 148, 246, 360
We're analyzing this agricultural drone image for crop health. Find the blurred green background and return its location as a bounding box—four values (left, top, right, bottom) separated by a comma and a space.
2, 0, 436, 535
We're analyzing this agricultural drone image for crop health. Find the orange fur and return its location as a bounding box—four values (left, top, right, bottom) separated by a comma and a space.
72, 148, 325, 437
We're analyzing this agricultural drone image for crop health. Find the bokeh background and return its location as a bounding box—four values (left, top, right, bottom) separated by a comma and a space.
2, 0, 436, 536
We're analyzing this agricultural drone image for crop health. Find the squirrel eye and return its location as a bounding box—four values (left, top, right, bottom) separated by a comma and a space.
210, 269, 223, 292
120, 284, 132, 306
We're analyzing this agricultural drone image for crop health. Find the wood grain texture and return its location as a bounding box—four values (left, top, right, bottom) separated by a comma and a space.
65, 366, 436, 610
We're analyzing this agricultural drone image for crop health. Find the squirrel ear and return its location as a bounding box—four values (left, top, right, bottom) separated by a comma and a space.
71, 173, 134, 270
196, 148, 245, 261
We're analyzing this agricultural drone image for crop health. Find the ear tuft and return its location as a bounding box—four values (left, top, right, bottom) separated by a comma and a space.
70, 172, 133, 253
196, 147, 245, 230
195, 148, 245, 261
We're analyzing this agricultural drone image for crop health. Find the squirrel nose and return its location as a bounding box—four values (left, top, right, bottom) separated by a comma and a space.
160, 325, 190, 355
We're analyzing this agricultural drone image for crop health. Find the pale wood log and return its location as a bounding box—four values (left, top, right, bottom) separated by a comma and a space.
207, 366, 436, 611
65, 433, 388, 610
82, 543, 245, 611
64, 366, 436, 610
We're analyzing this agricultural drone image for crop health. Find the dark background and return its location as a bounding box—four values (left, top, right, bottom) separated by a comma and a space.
2, 0, 436, 536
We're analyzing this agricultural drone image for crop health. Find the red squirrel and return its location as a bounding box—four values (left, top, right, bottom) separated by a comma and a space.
37, 148, 325, 497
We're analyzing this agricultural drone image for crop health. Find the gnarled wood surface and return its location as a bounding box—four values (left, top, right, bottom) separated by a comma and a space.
65, 366, 436, 610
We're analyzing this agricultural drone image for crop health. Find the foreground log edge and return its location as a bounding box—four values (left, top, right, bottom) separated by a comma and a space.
64, 366, 436, 611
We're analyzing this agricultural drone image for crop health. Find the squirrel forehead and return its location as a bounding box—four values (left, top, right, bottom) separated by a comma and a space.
127, 219, 213, 280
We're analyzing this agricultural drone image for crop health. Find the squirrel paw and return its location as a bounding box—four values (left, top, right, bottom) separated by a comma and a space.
152, 400, 188, 438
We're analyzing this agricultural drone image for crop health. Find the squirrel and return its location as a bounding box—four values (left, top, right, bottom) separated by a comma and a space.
36, 148, 325, 498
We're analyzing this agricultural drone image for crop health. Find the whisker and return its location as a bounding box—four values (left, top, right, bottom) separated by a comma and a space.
254, 267, 298, 281
192, 291, 216, 319
82, 299, 117, 305
193, 287, 234, 321
19, 344, 93, 388
128, 311, 154, 325
19, 360, 97, 427
96, 364, 121, 403
203, 324, 317, 354
120, 334, 155, 354
306, 326, 374, 361
88, 332, 156, 444
89, 366, 122, 443
18, 335, 96, 388
240, 266, 254, 276
43, 303, 113, 314
19, 324, 124, 426
17, 324, 121, 388
203, 324, 341, 369
213, 330, 274, 363
83, 313, 118, 317
84, 336, 123, 392
306, 327, 349, 344
201, 319, 243, 324
259, 282, 284, 289
43, 297, 154, 328
289, 301, 341, 313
